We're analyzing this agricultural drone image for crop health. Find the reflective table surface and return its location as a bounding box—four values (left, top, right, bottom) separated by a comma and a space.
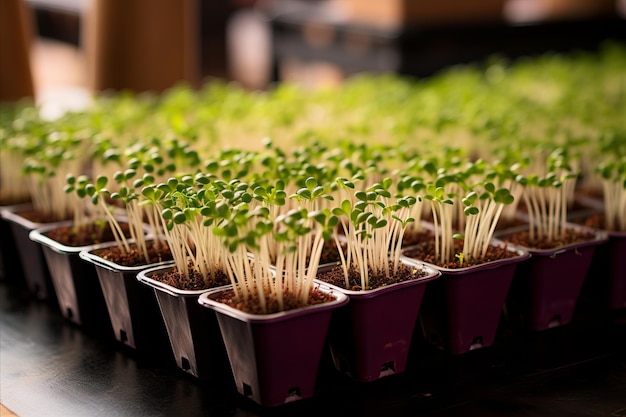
1, 278, 625, 417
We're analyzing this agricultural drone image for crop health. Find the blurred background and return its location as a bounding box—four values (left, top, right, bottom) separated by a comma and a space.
1, 0, 625, 107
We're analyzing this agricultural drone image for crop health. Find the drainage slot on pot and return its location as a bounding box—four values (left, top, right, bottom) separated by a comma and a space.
379, 361, 396, 378
285, 387, 301, 403
181, 357, 191, 371
119, 329, 128, 343
469, 336, 483, 350
429, 334, 441, 348
66, 307, 73, 319
548, 315, 561, 328
243, 383, 253, 398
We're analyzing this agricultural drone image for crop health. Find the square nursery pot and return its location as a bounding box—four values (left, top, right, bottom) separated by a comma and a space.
402, 242, 530, 355
1, 204, 58, 300
504, 224, 609, 331
137, 264, 232, 380
79, 241, 174, 351
316, 260, 441, 382
29, 222, 113, 336
198, 284, 349, 407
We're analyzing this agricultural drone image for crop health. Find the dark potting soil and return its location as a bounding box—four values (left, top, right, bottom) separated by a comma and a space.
572, 212, 615, 232
319, 239, 343, 264
502, 227, 597, 250
401, 229, 435, 248
91, 241, 173, 267
152, 265, 231, 291
402, 239, 518, 269
317, 261, 428, 291
45, 222, 132, 247
0, 196, 31, 207
16, 208, 71, 224
211, 286, 336, 315
495, 216, 529, 230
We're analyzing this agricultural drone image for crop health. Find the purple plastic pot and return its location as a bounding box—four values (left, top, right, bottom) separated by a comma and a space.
504, 224, 608, 331
403, 243, 530, 355
80, 241, 173, 350
198, 284, 348, 407
137, 264, 232, 380
1, 204, 58, 299
29, 222, 112, 335
317, 260, 440, 382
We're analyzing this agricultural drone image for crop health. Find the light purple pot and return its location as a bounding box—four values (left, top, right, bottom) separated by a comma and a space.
318, 260, 440, 381
199, 284, 348, 407
403, 243, 530, 354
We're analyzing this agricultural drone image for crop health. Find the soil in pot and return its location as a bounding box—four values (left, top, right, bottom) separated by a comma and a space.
401, 229, 435, 248
210, 286, 338, 315
13, 208, 71, 224
90, 241, 173, 267
318, 261, 430, 290
503, 227, 596, 250
44, 222, 131, 247
402, 239, 518, 269
148, 265, 231, 291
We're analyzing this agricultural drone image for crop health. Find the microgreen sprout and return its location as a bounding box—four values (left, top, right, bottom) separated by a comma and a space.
332, 178, 416, 290
596, 157, 626, 232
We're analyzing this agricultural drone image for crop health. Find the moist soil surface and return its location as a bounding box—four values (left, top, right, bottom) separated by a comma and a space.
502, 227, 597, 250
151, 265, 231, 291
317, 261, 429, 291
402, 239, 518, 269
319, 239, 343, 264
45, 222, 132, 247
401, 229, 435, 248
153, 265, 336, 314
572, 212, 616, 232
91, 241, 173, 267
211, 286, 336, 315
16, 208, 71, 224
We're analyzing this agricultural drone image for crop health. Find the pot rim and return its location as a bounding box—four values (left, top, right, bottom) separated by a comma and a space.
198, 283, 349, 323
29, 218, 148, 255
29, 221, 101, 254
137, 263, 230, 298
498, 222, 609, 257
0, 203, 64, 230
316, 258, 441, 297
79, 239, 174, 273
401, 238, 531, 275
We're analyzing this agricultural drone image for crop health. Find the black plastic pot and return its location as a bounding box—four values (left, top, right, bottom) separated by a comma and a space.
1, 204, 57, 299
317, 260, 440, 382
0, 205, 23, 283
29, 222, 112, 336
137, 264, 232, 380
199, 284, 348, 407
79, 241, 173, 351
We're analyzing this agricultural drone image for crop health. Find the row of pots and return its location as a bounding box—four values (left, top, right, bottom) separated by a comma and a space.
1, 203, 624, 407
